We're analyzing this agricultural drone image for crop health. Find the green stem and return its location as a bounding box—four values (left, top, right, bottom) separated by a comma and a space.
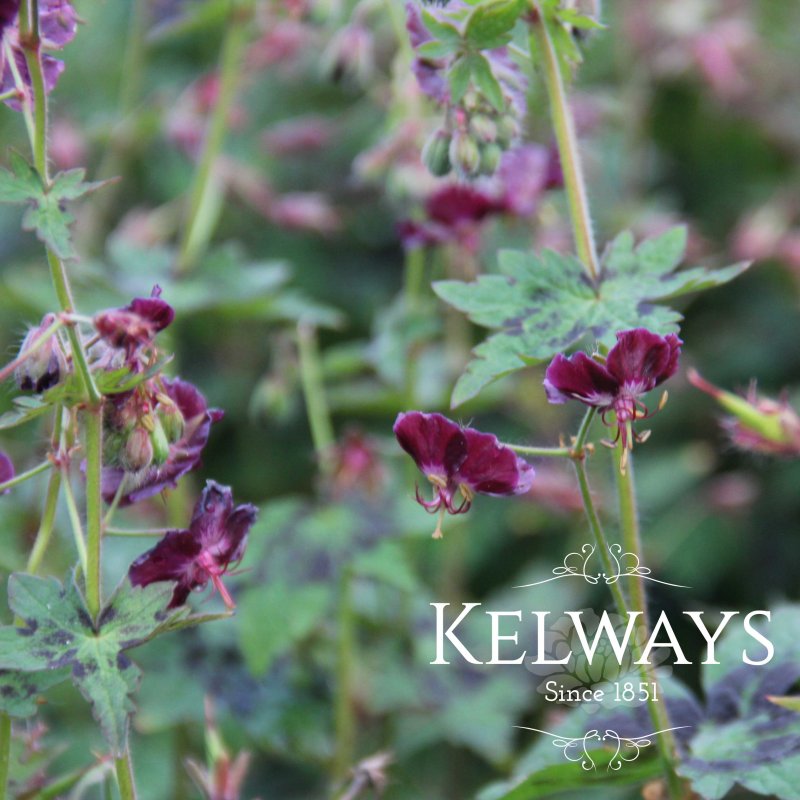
26, 407, 64, 575
84, 408, 104, 619
105, 527, 171, 538
616, 445, 684, 799
61, 466, 88, 575
0, 459, 51, 494
297, 322, 335, 472
505, 443, 572, 458
404, 247, 426, 307
333, 568, 356, 784
0, 711, 10, 800
18, 1, 47, 180
530, 9, 599, 281
115, 750, 138, 800
571, 411, 683, 798
175, 0, 253, 274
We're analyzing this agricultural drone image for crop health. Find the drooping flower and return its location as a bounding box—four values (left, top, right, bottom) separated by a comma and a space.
102, 378, 224, 507
93, 286, 175, 364
544, 329, 682, 459
129, 480, 257, 608
393, 411, 534, 538
688, 369, 800, 458
14, 312, 66, 393
0, 450, 14, 494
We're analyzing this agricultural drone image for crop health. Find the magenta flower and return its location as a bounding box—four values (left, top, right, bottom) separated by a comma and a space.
394, 411, 534, 538
93, 286, 175, 363
129, 480, 257, 608
0, 450, 14, 494
544, 328, 682, 456
102, 378, 224, 507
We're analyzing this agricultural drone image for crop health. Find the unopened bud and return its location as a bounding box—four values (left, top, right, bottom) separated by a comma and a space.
157, 400, 185, 444
496, 114, 520, 147
15, 314, 65, 394
121, 427, 154, 473
479, 142, 503, 175
449, 130, 481, 179
422, 129, 452, 177
470, 114, 497, 143
149, 417, 171, 466
688, 369, 800, 457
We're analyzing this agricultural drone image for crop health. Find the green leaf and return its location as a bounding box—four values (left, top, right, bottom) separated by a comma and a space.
237, 582, 331, 676
465, 0, 524, 50
448, 56, 473, 105
0, 154, 110, 259
480, 750, 662, 799
421, 9, 463, 44
471, 53, 505, 111
0, 574, 183, 755
434, 227, 749, 405
417, 40, 460, 58
0, 668, 70, 717
0, 396, 50, 430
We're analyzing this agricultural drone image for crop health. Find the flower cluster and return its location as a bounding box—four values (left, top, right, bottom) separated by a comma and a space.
0, 0, 77, 111
394, 411, 534, 537
407, 2, 527, 179
88, 288, 223, 507
130, 480, 257, 608
394, 329, 682, 526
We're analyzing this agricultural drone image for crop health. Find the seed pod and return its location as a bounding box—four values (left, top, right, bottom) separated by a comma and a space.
449, 130, 481, 179
479, 142, 503, 176
469, 114, 497, 143
14, 314, 66, 394
121, 427, 154, 473
421, 129, 452, 177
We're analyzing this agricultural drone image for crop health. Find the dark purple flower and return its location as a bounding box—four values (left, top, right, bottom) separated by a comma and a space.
102, 378, 224, 507
394, 411, 534, 537
0, 0, 19, 38
129, 480, 257, 608
544, 328, 682, 455
94, 286, 174, 362
0, 450, 14, 494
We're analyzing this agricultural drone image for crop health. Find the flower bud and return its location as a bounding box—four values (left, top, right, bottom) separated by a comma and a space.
121, 427, 154, 473
496, 114, 520, 147
149, 417, 171, 467
15, 314, 66, 394
688, 369, 800, 457
470, 114, 497, 143
157, 400, 185, 444
449, 130, 481, 179
421, 129, 452, 177
479, 142, 503, 176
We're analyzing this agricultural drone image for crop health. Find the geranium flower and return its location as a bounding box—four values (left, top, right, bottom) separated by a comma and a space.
93, 286, 175, 363
129, 480, 257, 608
393, 411, 534, 538
0, 450, 14, 494
544, 328, 682, 460
102, 378, 224, 507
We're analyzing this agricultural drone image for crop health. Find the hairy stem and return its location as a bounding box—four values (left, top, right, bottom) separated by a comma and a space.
176, 0, 253, 274
61, 466, 88, 575
84, 408, 104, 618
115, 750, 138, 800
297, 322, 335, 472
0, 459, 51, 494
333, 568, 356, 784
530, 9, 599, 281
505, 443, 573, 458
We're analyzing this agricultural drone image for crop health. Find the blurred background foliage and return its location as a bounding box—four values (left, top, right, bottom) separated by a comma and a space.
1, 0, 800, 797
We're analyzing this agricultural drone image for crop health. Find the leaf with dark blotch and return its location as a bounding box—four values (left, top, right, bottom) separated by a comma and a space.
0, 574, 182, 755
434, 227, 749, 406
0, 667, 69, 717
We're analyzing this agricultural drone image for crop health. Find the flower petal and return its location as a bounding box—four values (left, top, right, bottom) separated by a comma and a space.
456, 428, 534, 496
607, 328, 682, 395
129, 529, 201, 607
393, 411, 468, 480
0, 451, 15, 494
544, 352, 618, 407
